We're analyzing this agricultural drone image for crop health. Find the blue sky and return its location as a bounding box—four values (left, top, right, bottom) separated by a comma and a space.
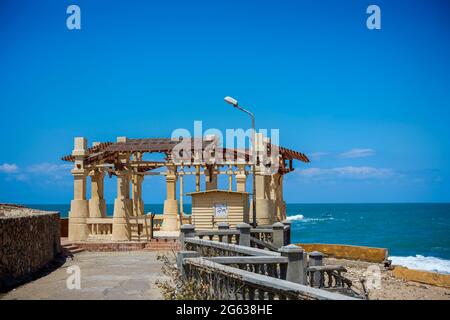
0, 0, 449, 204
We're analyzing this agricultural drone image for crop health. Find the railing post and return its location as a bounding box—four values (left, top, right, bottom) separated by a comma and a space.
272, 222, 285, 248
237, 223, 251, 247
279, 244, 307, 285
176, 251, 200, 279
309, 251, 324, 287
180, 224, 195, 250
218, 222, 229, 230
217, 222, 230, 243
281, 219, 292, 245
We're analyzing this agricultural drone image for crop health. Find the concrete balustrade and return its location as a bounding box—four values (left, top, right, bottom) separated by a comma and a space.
279, 245, 307, 285
237, 223, 251, 247
309, 251, 324, 287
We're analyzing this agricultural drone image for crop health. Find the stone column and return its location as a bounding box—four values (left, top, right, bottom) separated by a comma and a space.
235, 164, 246, 192
278, 174, 286, 221
227, 165, 233, 191
132, 174, 144, 216
161, 164, 179, 231
89, 169, 107, 218
269, 173, 283, 222
254, 133, 272, 225
112, 137, 132, 241
195, 165, 201, 192
89, 142, 106, 219
205, 165, 218, 190
255, 165, 272, 225
68, 137, 90, 242
179, 165, 185, 216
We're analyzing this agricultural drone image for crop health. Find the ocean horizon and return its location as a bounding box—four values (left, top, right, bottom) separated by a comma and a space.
25, 202, 450, 274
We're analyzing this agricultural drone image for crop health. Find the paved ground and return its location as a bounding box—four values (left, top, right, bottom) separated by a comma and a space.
1, 251, 169, 300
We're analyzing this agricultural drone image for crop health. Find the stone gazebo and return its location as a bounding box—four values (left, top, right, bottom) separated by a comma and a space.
62, 134, 309, 242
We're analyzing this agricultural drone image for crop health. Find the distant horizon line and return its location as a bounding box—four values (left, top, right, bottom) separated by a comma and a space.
18, 202, 450, 205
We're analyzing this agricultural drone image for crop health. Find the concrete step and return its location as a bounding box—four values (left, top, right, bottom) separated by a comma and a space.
70, 248, 85, 254
61, 243, 85, 255
62, 244, 78, 250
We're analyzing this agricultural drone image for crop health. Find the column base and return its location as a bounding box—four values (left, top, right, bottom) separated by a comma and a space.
255, 198, 274, 225
161, 199, 179, 231
68, 199, 90, 241
112, 198, 132, 241
89, 198, 106, 218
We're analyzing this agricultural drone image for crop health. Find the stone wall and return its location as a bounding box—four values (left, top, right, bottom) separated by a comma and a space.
0, 205, 61, 291
392, 266, 450, 288
296, 243, 388, 263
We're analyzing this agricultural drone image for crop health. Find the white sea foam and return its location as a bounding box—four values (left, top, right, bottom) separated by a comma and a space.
389, 255, 450, 274
286, 214, 304, 221
286, 214, 336, 223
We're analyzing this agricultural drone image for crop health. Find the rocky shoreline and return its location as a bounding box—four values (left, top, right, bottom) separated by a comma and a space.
325, 257, 450, 300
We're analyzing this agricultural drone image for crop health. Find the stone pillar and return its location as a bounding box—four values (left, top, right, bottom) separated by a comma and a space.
132, 174, 144, 216
309, 251, 324, 287
279, 245, 307, 285
272, 222, 285, 248
217, 222, 229, 230
254, 133, 272, 225
112, 137, 132, 241
131, 152, 144, 217
205, 165, 218, 190
227, 165, 233, 191
68, 137, 90, 242
282, 219, 292, 245
179, 224, 195, 250
195, 165, 200, 192
89, 169, 106, 218
255, 166, 272, 225
237, 223, 251, 247
235, 164, 246, 192
161, 164, 179, 231
278, 174, 287, 221
218, 222, 230, 243
177, 251, 200, 279
268, 173, 284, 222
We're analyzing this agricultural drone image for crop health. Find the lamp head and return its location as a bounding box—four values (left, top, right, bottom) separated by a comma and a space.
224, 96, 238, 107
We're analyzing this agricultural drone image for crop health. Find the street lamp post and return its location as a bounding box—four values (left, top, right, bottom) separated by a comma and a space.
224, 96, 257, 227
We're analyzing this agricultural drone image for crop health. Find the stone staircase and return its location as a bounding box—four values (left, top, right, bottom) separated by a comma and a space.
144, 238, 181, 251
61, 242, 85, 256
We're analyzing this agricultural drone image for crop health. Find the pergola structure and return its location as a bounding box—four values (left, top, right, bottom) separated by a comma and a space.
62, 134, 309, 242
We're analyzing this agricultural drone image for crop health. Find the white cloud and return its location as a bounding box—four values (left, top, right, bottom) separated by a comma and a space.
25, 163, 72, 180
308, 152, 329, 161
298, 166, 394, 180
339, 148, 376, 159
1, 162, 72, 183
0, 163, 19, 173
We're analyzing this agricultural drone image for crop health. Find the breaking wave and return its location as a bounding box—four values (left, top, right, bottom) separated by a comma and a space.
286, 214, 304, 221
389, 255, 450, 274
286, 214, 335, 223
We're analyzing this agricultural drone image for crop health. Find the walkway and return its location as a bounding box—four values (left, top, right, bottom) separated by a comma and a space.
1, 251, 168, 300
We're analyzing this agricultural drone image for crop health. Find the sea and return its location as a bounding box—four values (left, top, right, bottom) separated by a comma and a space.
26, 203, 450, 274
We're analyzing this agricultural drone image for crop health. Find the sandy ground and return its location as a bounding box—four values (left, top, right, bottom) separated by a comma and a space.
325, 257, 450, 300
1, 251, 167, 300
